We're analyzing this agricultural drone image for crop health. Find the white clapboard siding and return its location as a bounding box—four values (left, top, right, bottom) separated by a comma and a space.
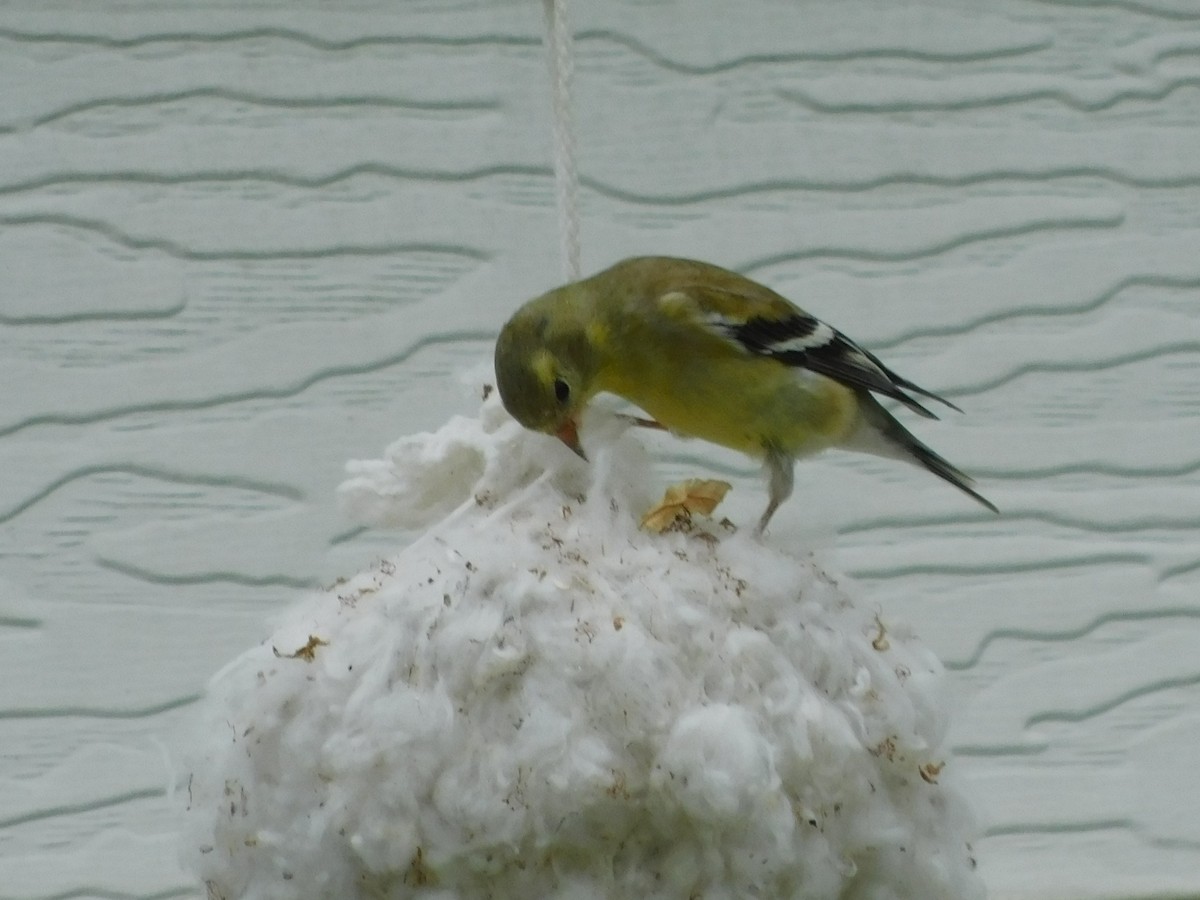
1, 2, 1197, 898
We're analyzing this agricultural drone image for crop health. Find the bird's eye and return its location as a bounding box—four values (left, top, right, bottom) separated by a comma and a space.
553, 378, 571, 404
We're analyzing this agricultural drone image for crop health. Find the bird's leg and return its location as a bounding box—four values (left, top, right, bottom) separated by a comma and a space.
756, 448, 795, 536
616, 414, 666, 430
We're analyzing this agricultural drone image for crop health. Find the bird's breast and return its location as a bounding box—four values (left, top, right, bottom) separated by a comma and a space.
599, 352, 859, 459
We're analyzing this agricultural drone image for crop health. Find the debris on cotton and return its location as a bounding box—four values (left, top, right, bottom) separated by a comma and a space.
181, 388, 984, 900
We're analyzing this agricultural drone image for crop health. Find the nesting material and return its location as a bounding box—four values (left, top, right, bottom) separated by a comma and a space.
182, 392, 984, 900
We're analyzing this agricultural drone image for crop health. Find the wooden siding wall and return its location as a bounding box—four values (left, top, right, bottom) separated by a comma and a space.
1, 2, 1197, 897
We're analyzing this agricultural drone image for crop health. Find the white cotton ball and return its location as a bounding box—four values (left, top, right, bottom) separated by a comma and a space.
336, 417, 486, 529
181, 401, 985, 900
652, 704, 779, 822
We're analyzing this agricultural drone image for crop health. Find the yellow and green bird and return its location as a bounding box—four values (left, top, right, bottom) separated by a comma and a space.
494, 256, 996, 532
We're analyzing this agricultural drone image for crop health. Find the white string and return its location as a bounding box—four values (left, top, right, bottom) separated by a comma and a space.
542, 0, 581, 282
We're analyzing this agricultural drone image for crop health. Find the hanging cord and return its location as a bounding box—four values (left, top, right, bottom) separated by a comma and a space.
541, 0, 581, 281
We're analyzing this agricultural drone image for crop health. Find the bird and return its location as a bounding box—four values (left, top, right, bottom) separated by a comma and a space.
494, 256, 997, 533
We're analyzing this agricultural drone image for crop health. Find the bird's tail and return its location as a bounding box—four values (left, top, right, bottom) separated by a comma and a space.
847, 394, 998, 513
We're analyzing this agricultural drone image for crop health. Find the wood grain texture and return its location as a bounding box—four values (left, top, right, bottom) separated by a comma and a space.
0, 1, 1196, 897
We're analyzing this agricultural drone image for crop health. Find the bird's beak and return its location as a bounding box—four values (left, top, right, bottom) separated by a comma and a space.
555, 418, 587, 460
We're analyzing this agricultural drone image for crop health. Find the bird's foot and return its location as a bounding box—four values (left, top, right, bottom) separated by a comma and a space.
616, 414, 666, 430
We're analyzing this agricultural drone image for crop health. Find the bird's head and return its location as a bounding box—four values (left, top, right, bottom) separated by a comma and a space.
494, 298, 592, 459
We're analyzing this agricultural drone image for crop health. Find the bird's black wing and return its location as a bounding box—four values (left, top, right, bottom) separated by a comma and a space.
689, 286, 960, 419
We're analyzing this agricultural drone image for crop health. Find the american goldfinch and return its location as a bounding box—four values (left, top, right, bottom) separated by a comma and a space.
494, 256, 997, 532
